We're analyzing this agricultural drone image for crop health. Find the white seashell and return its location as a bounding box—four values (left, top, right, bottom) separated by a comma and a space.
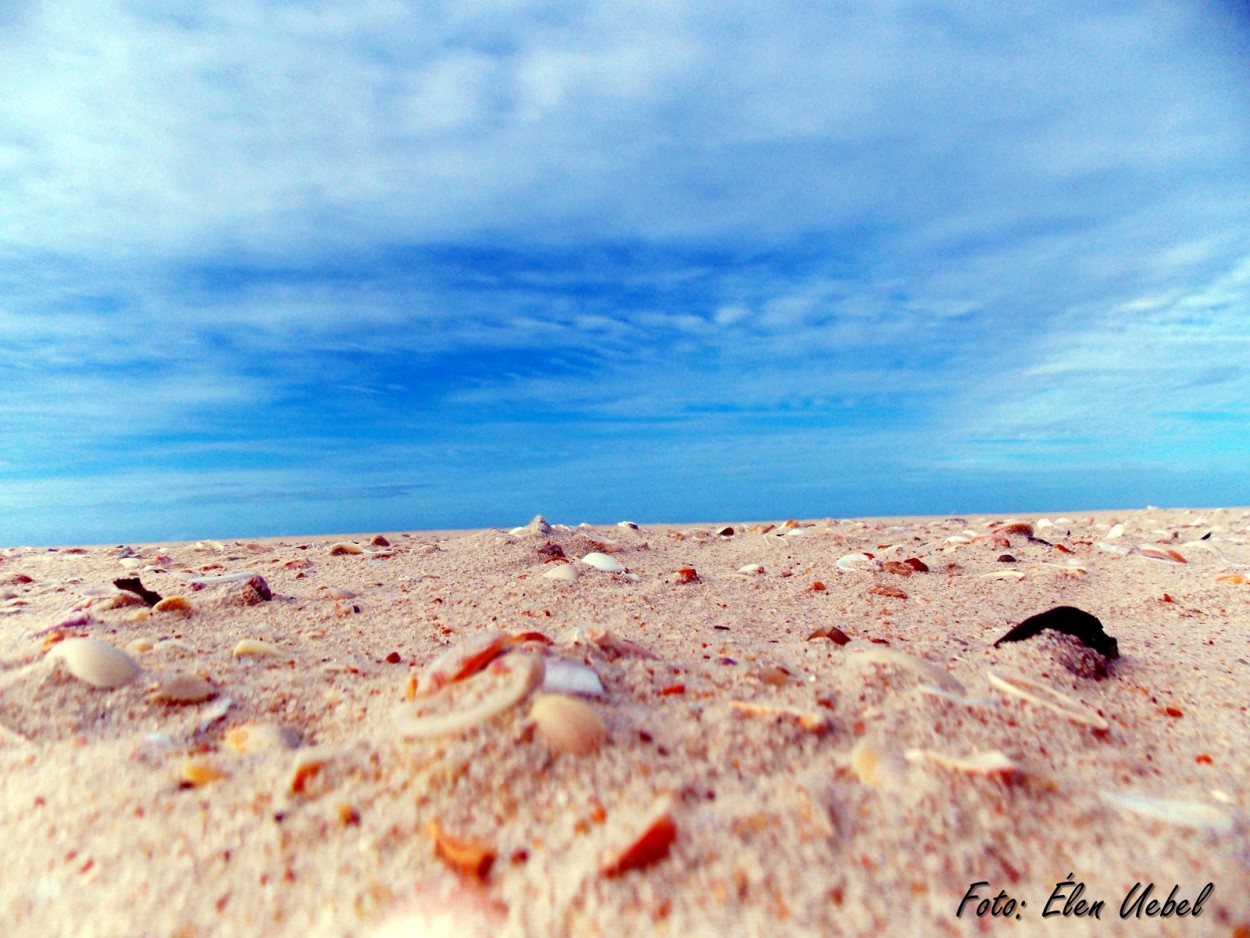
50, 638, 140, 689
978, 570, 1025, 581
617, 521, 640, 530
1036, 518, 1055, 530
737, 563, 765, 575
1106, 523, 1124, 540
944, 535, 972, 545
986, 669, 1108, 730
1099, 791, 1233, 833
836, 552, 874, 572
543, 564, 579, 582
846, 643, 965, 692
580, 552, 625, 573
541, 658, 605, 696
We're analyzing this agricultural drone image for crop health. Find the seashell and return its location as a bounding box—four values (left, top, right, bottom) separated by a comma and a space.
150, 672, 215, 703
530, 693, 607, 756
417, 631, 528, 696
224, 722, 299, 754
179, 758, 227, 787
846, 643, 965, 692
617, 521, 640, 530
599, 799, 677, 878
1216, 573, 1248, 584
992, 522, 1033, 537
849, 738, 907, 788
807, 625, 851, 645
543, 564, 579, 582
194, 540, 225, 551
125, 637, 154, 654
424, 818, 496, 880
580, 552, 626, 573
49, 637, 140, 689
328, 542, 363, 555
232, 639, 284, 658
737, 563, 765, 575
985, 669, 1108, 730
729, 700, 829, 733
290, 747, 334, 794
1098, 790, 1233, 833
568, 625, 658, 660
1140, 547, 1186, 564
836, 553, 874, 572
713, 525, 734, 537
541, 658, 605, 696
672, 567, 698, 584
153, 596, 193, 616
1106, 523, 1125, 539
904, 748, 1022, 778
397, 654, 544, 739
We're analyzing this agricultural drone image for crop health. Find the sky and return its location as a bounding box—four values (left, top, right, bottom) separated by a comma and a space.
2, 0, 1249, 546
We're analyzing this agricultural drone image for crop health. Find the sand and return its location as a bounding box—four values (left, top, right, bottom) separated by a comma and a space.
2, 508, 1248, 937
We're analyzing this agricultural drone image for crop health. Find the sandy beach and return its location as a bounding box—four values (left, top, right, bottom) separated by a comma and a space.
2, 507, 1248, 937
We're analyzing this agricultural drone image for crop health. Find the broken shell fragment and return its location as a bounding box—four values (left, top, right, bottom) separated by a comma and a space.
329, 542, 363, 555
600, 800, 677, 878
846, 643, 965, 692
232, 639, 284, 659
179, 758, 228, 787
580, 552, 626, 573
49, 637, 140, 689
986, 669, 1109, 730
904, 748, 1022, 778
836, 553, 875, 572
530, 693, 607, 756
290, 747, 334, 794
397, 655, 544, 739
1098, 790, 1233, 833
150, 672, 215, 704
425, 819, 497, 880
737, 563, 765, 575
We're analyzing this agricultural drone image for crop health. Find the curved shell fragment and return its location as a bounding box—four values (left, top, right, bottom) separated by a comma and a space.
904, 748, 1022, 778
232, 639, 284, 659
846, 643, 965, 692
986, 669, 1109, 730
542, 564, 579, 582
397, 654, 544, 739
49, 637, 140, 689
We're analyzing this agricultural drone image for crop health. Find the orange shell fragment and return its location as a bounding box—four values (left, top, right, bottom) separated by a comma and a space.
600, 804, 677, 878
425, 818, 496, 880
1216, 574, 1248, 584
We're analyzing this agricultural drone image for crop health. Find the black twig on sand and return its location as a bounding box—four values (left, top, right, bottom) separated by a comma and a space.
113, 577, 163, 607
993, 605, 1119, 659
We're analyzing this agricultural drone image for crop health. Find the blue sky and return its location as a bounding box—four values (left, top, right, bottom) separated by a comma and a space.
2, 1, 1248, 545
